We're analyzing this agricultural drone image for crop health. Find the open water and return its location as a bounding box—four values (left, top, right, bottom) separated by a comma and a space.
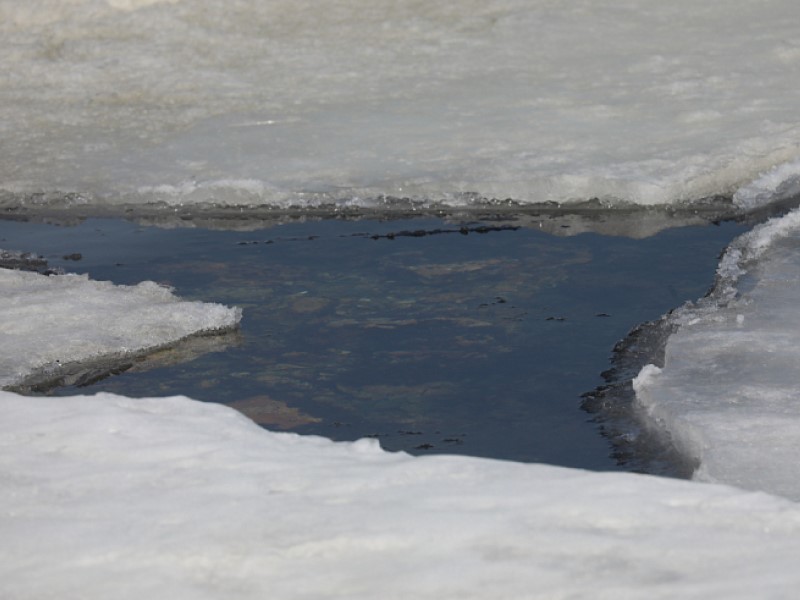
0, 215, 747, 472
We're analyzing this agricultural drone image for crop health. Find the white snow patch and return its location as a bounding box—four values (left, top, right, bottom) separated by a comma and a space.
2, 1, 800, 209
634, 207, 800, 499
2, 390, 800, 599
733, 159, 800, 210
0, 268, 241, 388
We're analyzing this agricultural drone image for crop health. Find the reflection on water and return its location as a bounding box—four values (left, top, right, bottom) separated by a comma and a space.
0, 215, 747, 472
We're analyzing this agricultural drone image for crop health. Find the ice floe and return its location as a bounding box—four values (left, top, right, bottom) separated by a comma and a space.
634, 206, 800, 499
2, 0, 800, 210
0, 268, 241, 389
3, 391, 800, 599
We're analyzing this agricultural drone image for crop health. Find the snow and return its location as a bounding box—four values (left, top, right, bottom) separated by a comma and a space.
3, 390, 800, 599
733, 159, 800, 211
4, 0, 800, 596
2, 0, 800, 209
634, 206, 800, 499
0, 268, 241, 388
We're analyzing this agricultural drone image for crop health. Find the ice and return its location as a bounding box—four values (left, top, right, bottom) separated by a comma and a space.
733, 159, 800, 210
634, 207, 800, 499
0, 268, 241, 388
3, 390, 800, 599
4, 1, 800, 594
2, 0, 800, 210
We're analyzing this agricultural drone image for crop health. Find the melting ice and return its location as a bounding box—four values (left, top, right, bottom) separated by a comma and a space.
0, 268, 241, 389
634, 207, 800, 500
3, 0, 800, 597
4, 391, 800, 599
1, 0, 800, 208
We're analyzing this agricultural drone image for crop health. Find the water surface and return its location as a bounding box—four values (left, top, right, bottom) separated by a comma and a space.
0, 216, 747, 471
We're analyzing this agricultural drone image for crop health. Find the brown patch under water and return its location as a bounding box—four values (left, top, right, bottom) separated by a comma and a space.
228, 394, 321, 429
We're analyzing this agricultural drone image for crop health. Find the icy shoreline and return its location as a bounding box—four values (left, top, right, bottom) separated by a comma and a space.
1, 203, 800, 597
4, 0, 800, 594
633, 206, 800, 499
0, 268, 241, 389
3, 0, 800, 209
3, 391, 800, 599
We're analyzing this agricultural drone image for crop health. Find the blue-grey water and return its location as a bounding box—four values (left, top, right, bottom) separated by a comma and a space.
0, 216, 747, 472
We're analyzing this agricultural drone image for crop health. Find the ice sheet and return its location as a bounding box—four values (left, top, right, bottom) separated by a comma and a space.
4, 2, 800, 593
2, 0, 800, 209
634, 206, 800, 499
3, 390, 800, 599
0, 268, 241, 388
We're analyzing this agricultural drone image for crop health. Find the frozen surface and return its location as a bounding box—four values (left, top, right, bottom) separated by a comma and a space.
2, 0, 800, 209
634, 207, 800, 500
4, 1, 800, 594
0, 268, 241, 388
3, 390, 800, 600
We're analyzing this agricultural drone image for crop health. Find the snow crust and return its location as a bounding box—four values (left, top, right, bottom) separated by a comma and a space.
3, 390, 800, 599
733, 158, 800, 210
4, 1, 800, 594
634, 207, 800, 499
2, 0, 800, 209
0, 268, 241, 388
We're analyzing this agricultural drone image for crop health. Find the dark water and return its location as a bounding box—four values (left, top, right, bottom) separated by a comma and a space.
0, 216, 747, 471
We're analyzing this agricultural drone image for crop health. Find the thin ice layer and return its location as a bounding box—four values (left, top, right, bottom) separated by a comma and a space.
634, 207, 800, 499
0, 268, 241, 388
2, 0, 800, 209
2, 391, 800, 600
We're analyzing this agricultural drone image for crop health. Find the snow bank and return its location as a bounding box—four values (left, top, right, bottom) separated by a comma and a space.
0, 268, 241, 388
733, 159, 800, 211
634, 206, 800, 499
2, 391, 800, 599
2, 0, 800, 210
